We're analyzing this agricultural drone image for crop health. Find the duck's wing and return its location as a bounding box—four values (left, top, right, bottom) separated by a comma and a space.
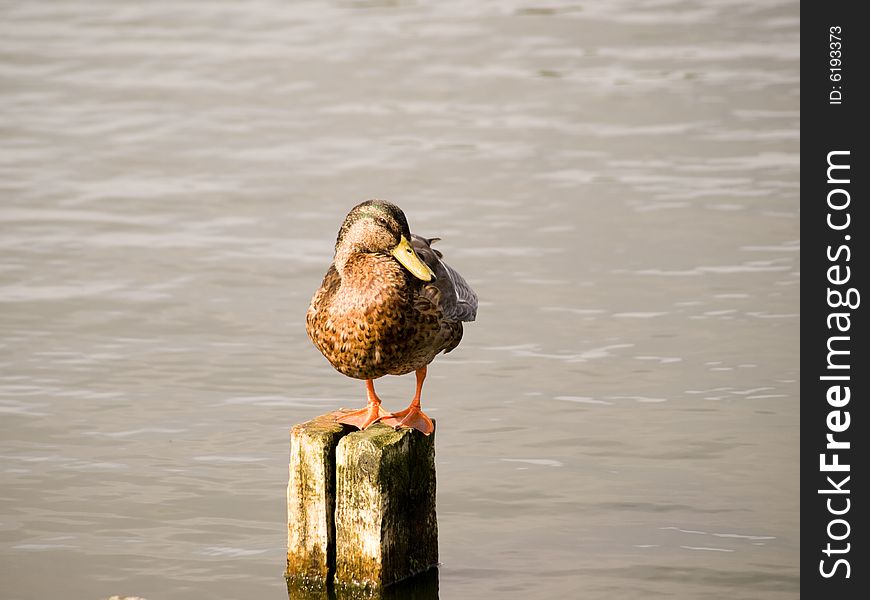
411, 234, 478, 322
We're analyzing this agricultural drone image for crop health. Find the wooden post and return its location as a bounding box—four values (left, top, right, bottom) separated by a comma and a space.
286, 411, 347, 590
286, 414, 438, 594
334, 423, 438, 592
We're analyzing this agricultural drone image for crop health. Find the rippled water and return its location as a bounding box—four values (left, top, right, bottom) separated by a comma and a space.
1, 1, 799, 598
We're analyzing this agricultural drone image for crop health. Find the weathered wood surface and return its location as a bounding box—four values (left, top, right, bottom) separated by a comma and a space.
335, 423, 438, 591
286, 411, 348, 587
286, 413, 438, 594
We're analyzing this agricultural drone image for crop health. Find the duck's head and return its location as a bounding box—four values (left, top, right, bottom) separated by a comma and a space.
334, 199, 435, 282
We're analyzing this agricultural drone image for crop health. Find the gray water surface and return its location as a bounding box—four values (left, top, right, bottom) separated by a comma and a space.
1, 1, 799, 598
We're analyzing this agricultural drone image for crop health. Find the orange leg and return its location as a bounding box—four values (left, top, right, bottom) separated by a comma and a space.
336, 379, 391, 430
380, 366, 435, 435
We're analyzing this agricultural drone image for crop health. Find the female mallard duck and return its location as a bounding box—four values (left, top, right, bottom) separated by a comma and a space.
306, 200, 478, 435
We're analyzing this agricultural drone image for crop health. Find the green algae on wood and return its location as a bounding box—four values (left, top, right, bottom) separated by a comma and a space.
286, 410, 350, 587
286, 413, 438, 593
334, 422, 438, 591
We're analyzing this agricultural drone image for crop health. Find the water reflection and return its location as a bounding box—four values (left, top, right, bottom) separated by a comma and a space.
287, 567, 439, 600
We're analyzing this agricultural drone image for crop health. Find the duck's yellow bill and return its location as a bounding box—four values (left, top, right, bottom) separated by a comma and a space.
391, 235, 435, 282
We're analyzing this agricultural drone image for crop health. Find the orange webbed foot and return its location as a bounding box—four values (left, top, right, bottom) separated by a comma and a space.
336, 403, 391, 430
379, 366, 434, 435
380, 405, 435, 435
336, 379, 391, 430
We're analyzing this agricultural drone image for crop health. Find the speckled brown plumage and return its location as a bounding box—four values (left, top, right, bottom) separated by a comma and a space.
305, 199, 477, 434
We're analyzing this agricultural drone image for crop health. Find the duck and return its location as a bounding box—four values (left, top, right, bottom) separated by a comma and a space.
306, 199, 478, 435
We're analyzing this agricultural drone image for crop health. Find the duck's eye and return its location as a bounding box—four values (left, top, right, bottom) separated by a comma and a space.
376, 216, 388, 227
